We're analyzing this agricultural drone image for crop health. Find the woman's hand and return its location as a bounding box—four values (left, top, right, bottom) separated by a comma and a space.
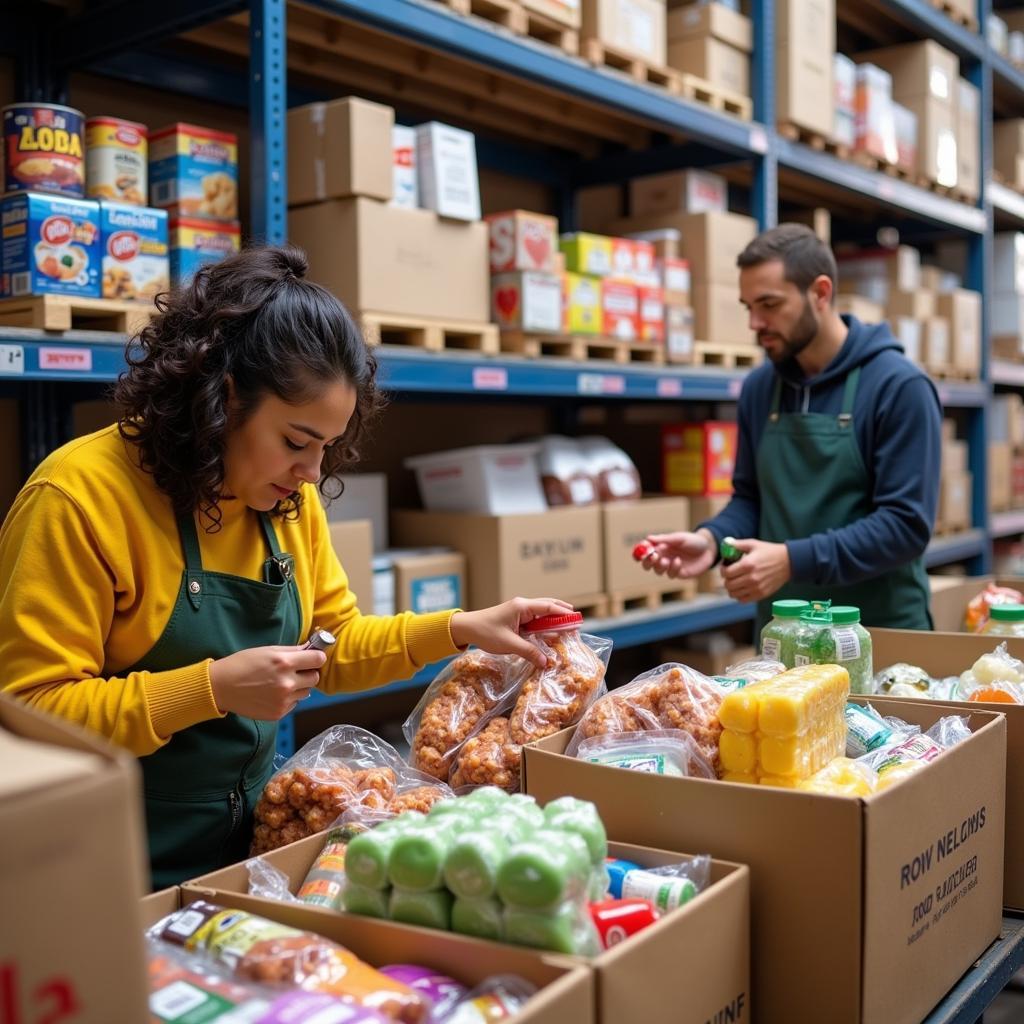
209, 645, 327, 720
450, 598, 575, 669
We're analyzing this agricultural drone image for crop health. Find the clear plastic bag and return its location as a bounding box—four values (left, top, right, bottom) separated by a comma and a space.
449, 716, 522, 792
860, 714, 971, 791
965, 583, 1024, 632
958, 643, 1024, 699
537, 436, 598, 508
575, 729, 716, 779
720, 657, 786, 686
248, 856, 301, 904
378, 966, 467, 1023
567, 663, 725, 775
576, 436, 641, 501
404, 651, 530, 781
798, 757, 879, 797
614, 854, 712, 912
873, 663, 932, 695
251, 726, 452, 854
440, 975, 537, 1024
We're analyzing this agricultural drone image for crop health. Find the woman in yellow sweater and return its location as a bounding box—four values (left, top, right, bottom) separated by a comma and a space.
0, 245, 569, 887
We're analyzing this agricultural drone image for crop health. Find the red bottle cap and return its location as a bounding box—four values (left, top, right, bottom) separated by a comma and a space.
520, 611, 584, 633
632, 541, 653, 561
589, 898, 658, 949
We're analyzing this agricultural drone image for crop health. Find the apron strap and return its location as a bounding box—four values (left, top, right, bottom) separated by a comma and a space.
176, 514, 206, 610
259, 513, 284, 557
839, 366, 861, 427
768, 375, 783, 420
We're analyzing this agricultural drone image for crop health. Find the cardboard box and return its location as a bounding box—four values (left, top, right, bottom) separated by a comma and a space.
610, 236, 656, 283
666, 303, 695, 363
991, 13, 1010, 55
149, 122, 238, 220
392, 506, 603, 607
602, 496, 689, 595
943, 438, 968, 476
523, 700, 1006, 1024
994, 232, 1024, 295
937, 288, 981, 376
325, 472, 388, 551
327, 519, 374, 611
662, 422, 737, 496
141, 887, 181, 927
892, 316, 922, 365
576, 183, 623, 232
886, 288, 935, 321
939, 471, 972, 532
667, 2, 752, 51
776, 0, 835, 50
854, 63, 898, 165
628, 227, 680, 261
492, 271, 563, 333
892, 102, 918, 175
416, 122, 481, 221
638, 284, 665, 343
168, 216, 240, 287
692, 281, 749, 344
993, 293, 1024, 342
564, 272, 603, 334
487, 209, 560, 274
990, 443, 1013, 512
995, 119, 1024, 187
778, 45, 834, 137
923, 317, 952, 368
0, 694, 150, 1023
290, 198, 489, 322
902, 95, 958, 187
858, 41, 960, 105
660, 257, 690, 305
184, 829, 750, 1024
836, 294, 884, 322
99, 200, 169, 301
287, 97, 394, 207
391, 549, 465, 614
391, 124, 418, 209
834, 52, 857, 148
957, 80, 980, 202
582, 0, 667, 65
629, 169, 728, 218
668, 37, 750, 97
561, 231, 614, 276
602, 279, 640, 340
838, 245, 921, 294
927, 574, 1024, 632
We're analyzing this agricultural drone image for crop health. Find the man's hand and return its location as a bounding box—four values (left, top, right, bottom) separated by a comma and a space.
638, 528, 716, 579
720, 539, 792, 603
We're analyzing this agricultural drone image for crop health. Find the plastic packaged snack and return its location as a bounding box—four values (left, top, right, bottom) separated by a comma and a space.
390, 888, 454, 931
404, 651, 529, 781
615, 854, 711, 913
251, 726, 451, 854
378, 966, 467, 1023
862, 715, 971, 786
958, 642, 1024, 698
503, 901, 601, 956
576, 436, 642, 501
150, 901, 430, 1023
575, 729, 716, 778
449, 717, 522, 792
965, 682, 1024, 704
798, 756, 878, 797
536, 436, 598, 507
759, 600, 810, 667
873, 662, 931, 695
451, 897, 505, 941
719, 657, 787, 687
294, 823, 366, 909
844, 703, 895, 758
442, 976, 537, 1024
965, 582, 1024, 632
568, 663, 726, 775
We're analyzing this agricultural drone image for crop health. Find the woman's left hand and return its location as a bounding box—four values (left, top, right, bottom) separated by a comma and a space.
450, 597, 575, 669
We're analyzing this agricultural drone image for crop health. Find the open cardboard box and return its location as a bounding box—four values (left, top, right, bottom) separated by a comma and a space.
142, 886, 182, 927
872, 627, 1024, 909
927, 574, 1024, 632
182, 832, 750, 1024
523, 700, 1006, 1024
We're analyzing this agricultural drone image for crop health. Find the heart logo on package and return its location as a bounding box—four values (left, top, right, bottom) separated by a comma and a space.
495, 287, 519, 319
522, 228, 551, 268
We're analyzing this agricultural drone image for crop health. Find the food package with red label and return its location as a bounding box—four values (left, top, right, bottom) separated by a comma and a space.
486, 209, 559, 273
662, 422, 738, 496
100, 201, 169, 301
611, 236, 657, 285
602, 279, 640, 341
660, 258, 691, 305
666, 304, 695, 363
491, 271, 562, 333
638, 285, 665, 344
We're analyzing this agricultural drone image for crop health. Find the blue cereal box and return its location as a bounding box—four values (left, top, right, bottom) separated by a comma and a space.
1, 192, 101, 297
169, 217, 241, 286
149, 123, 238, 221
100, 202, 169, 301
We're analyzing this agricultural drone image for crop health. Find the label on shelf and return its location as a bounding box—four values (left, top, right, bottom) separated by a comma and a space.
749, 127, 768, 154
578, 372, 625, 395
728, 379, 743, 398
0, 344, 25, 375
657, 378, 683, 397
39, 347, 92, 372
472, 366, 508, 391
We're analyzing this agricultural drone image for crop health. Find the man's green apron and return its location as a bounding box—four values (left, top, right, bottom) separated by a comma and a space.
122, 511, 302, 889
755, 366, 932, 633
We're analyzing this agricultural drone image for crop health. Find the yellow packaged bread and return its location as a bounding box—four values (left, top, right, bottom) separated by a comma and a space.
718, 664, 849, 784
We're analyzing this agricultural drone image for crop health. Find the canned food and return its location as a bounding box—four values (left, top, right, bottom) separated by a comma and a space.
86, 116, 147, 206
169, 216, 240, 287
3, 102, 85, 198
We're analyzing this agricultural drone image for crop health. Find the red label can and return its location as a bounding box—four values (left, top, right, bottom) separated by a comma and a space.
589, 897, 659, 948
3, 103, 85, 198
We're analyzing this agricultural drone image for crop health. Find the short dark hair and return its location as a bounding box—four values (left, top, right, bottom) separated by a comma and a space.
115, 244, 382, 530
737, 223, 838, 297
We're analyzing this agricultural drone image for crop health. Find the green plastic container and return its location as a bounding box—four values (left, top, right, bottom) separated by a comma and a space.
759, 599, 810, 668
793, 603, 873, 695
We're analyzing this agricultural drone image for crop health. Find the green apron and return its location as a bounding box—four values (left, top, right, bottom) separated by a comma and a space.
123, 511, 303, 889
755, 366, 931, 634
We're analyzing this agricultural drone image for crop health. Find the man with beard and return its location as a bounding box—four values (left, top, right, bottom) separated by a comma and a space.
639, 223, 941, 630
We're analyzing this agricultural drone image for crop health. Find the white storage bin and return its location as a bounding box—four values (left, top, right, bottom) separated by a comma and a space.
405, 444, 546, 514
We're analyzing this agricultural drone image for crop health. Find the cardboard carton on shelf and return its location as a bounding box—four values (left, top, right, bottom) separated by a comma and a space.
601, 496, 690, 597
835, 295, 884, 323
994, 232, 1024, 295
660, 257, 691, 305
327, 519, 374, 613
922, 317, 952, 370
937, 288, 981, 377
995, 120, 1024, 190
582, 0, 667, 65
415, 122, 482, 222
854, 63, 898, 165
833, 52, 857, 148
990, 442, 1014, 513
957, 80, 980, 202
665, 303, 695, 363
667, 2, 752, 52
662, 422, 738, 497
892, 102, 918, 176
938, 471, 972, 533
372, 548, 466, 616
325, 472, 389, 551
892, 316, 923, 366
777, 45, 834, 137
900, 94, 959, 188
775, 0, 835, 50
390, 125, 418, 209
942, 438, 968, 476
629, 169, 728, 218
564, 272, 604, 334
857, 40, 960, 107
668, 36, 751, 97
838, 245, 921, 294
492, 271, 564, 333
886, 287, 935, 322
692, 282, 751, 345
487, 209, 560, 274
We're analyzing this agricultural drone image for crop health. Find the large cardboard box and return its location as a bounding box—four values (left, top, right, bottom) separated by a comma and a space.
777, 46, 834, 137
775, 0, 835, 50
327, 519, 374, 611
289, 197, 489, 322
392, 506, 603, 608
939, 471, 972, 533
667, 2, 752, 52
901, 94, 959, 187
859, 41, 960, 106
523, 700, 1006, 1024
629, 169, 728, 218
994, 119, 1024, 188
927, 574, 1024, 632
183, 830, 751, 1024
392, 549, 466, 615
287, 97, 394, 207
668, 37, 750, 96
990, 442, 1013, 512
601, 496, 689, 596
582, 0, 667, 65
886, 287, 935, 321
938, 288, 981, 377
871, 627, 1024, 909
326, 471, 388, 551
957, 80, 980, 202
0, 694, 150, 1023
692, 281, 750, 344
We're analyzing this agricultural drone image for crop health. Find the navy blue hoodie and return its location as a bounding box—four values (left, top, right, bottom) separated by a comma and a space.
701, 315, 942, 587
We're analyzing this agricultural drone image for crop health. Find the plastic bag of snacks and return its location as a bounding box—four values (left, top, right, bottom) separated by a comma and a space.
449, 716, 522, 792
567, 663, 725, 775
149, 900, 431, 1022
860, 715, 971, 791
404, 651, 531, 781
798, 757, 879, 797
443, 976, 537, 1024
965, 582, 1024, 633
844, 702, 919, 758
252, 726, 452, 854
957, 643, 1024, 701
377, 966, 467, 1022
576, 436, 641, 501
605, 853, 711, 911
719, 657, 786, 686
574, 729, 716, 779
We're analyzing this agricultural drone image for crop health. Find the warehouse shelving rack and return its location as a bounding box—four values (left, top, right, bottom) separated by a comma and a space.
2, 1, 1020, 736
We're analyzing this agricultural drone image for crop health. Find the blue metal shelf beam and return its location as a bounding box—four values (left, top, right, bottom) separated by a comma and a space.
871, 0, 986, 60
924, 530, 989, 568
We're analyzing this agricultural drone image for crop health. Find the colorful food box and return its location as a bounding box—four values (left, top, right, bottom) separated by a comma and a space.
611, 237, 656, 284
638, 285, 665, 343
149, 123, 239, 221
560, 232, 613, 276
391, 125, 418, 210
169, 217, 241, 286
563, 272, 603, 334
100, 202, 169, 301
662, 421, 738, 496
86, 116, 148, 206
487, 210, 559, 274
491, 271, 562, 333
1, 191, 101, 298
660, 258, 691, 305
602, 279, 640, 340
665, 304, 695, 363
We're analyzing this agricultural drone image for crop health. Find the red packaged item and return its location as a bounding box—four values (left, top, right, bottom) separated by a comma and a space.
662, 422, 738, 496
965, 582, 1024, 633
638, 285, 665, 343
632, 541, 653, 561
487, 210, 558, 274
602, 279, 640, 340
589, 898, 659, 949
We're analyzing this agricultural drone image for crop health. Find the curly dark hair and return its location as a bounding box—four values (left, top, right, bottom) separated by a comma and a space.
114, 244, 381, 530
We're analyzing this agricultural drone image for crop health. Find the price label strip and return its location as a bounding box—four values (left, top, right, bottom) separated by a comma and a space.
0, 344, 25, 375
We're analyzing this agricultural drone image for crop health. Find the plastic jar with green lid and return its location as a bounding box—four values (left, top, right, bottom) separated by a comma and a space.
793, 604, 874, 695
982, 604, 1024, 637
759, 599, 810, 668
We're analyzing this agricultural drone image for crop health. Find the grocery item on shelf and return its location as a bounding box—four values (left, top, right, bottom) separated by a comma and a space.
854, 63, 898, 165
99, 201, 169, 301
391, 125, 418, 210
577, 437, 642, 501
575, 729, 716, 778
833, 53, 856, 148
583, 0, 667, 65
415, 122, 481, 222
629, 168, 729, 219
0, 192, 101, 298
981, 603, 1024, 637
537, 436, 598, 508
2, 102, 85, 197
792, 603, 874, 696
85, 116, 147, 205
168, 215, 241, 286
563, 271, 604, 333
661, 422, 737, 497
560, 232, 614, 276
601, 278, 640, 340
149, 901, 430, 1022
149, 122, 239, 220
760, 599, 811, 667
487, 210, 559, 275
251, 725, 451, 854
491, 271, 563, 333
718, 664, 849, 786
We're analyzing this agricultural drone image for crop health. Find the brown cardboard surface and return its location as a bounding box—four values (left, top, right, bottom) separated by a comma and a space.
667, 2, 752, 52
290, 198, 490, 322
523, 703, 1005, 1024
994, 120, 1024, 183
629, 169, 728, 218
692, 281, 750, 344
582, 0, 667, 65
990, 442, 1013, 511
926, 575, 1024, 632
777, 45, 834, 136
858, 41, 960, 104
871, 627, 1024, 909
939, 471, 972, 533
393, 550, 466, 614
901, 95, 959, 184
887, 287, 936, 321
836, 295, 884, 322
775, 0, 835, 50
328, 520, 374, 613
957, 80, 980, 201
141, 887, 181, 926
288, 97, 394, 206
0, 694, 150, 1023
668, 37, 750, 96
392, 506, 602, 608
184, 832, 750, 1024
601, 496, 689, 594
938, 288, 981, 375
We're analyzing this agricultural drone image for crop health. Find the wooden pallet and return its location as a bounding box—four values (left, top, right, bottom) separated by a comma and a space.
994, 336, 1024, 362
439, 0, 578, 53
438, 0, 520, 30
0, 294, 155, 334
927, 0, 977, 31
606, 582, 698, 618
573, 592, 611, 619
360, 312, 499, 354
928, 365, 979, 382
583, 37, 681, 93
678, 72, 752, 121
778, 123, 855, 160
499, 331, 665, 365
692, 341, 763, 369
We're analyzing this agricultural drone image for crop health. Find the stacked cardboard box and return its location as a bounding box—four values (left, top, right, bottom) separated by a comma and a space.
488, 210, 563, 334
994, 120, 1024, 192
582, 0, 667, 65
940, 418, 972, 533
957, 80, 981, 202
666, 2, 752, 99
854, 62, 898, 165
833, 53, 856, 148
991, 394, 1024, 513
994, 232, 1024, 359
777, 0, 835, 137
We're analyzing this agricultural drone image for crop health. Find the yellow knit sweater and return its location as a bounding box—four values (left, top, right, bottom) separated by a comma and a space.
0, 425, 459, 756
